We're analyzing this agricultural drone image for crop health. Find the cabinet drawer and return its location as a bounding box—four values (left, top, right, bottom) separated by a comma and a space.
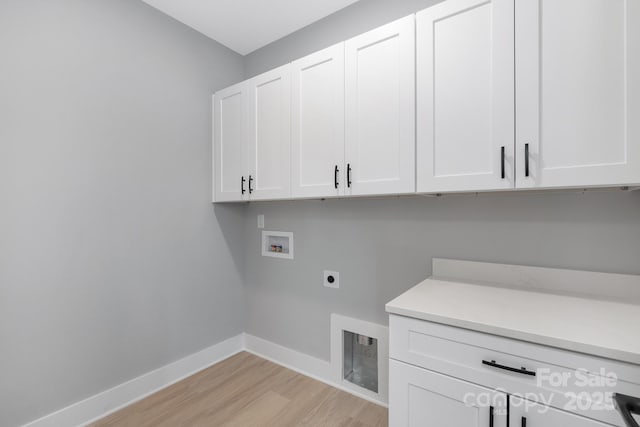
390, 314, 640, 426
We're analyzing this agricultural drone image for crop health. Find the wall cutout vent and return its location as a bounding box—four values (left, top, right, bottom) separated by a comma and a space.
331, 314, 389, 404
343, 331, 378, 393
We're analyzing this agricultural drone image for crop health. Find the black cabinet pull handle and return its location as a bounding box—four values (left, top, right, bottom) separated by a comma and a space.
489, 405, 494, 427
501, 146, 505, 179
347, 163, 352, 188
614, 393, 640, 427
248, 175, 253, 194
334, 165, 339, 189
522, 416, 527, 427
482, 360, 536, 377
241, 176, 246, 194
525, 143, 530, 177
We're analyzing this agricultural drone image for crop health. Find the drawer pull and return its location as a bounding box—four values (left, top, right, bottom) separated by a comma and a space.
482, 360, 536, 377
614, 393, 640, 427
521, 416, 527, 427
489, 405, 494, 427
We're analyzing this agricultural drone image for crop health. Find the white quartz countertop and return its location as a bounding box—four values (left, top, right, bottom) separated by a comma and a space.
385, 277, 640, 365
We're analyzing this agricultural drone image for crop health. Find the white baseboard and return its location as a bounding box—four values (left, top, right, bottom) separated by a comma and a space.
23, 332, 387, 427
243, 333, 387, 408
22, 334, 244, 427
243, 333, 332, 382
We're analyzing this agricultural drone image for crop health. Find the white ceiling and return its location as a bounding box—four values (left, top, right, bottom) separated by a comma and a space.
141, 0, 360, 55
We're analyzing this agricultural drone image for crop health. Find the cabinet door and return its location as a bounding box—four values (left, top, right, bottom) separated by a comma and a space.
390, 359, 507, 427
345, 16, 415, 196
416, 0, 515, 193
291, 43, 345, 198
509, 396, 610, 427
247, 64, 292, 200
516, 0, 640, 188
214, 82, 248, 202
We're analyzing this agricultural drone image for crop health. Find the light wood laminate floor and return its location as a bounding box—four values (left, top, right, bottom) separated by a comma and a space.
91, 351, 388, 427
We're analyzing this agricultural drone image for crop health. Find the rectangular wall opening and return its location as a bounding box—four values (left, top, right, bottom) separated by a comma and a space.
261, 231, 294, 259
342, 330, 378, 393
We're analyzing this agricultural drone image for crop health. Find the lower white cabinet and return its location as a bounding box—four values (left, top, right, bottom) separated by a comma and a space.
388, 314, 637, 427
509, 396, 608, 427
390, 359, 507, 427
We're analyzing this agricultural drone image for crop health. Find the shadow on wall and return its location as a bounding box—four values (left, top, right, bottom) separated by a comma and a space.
213, 203, 248, 281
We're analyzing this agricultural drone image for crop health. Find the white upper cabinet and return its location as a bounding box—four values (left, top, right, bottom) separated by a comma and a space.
516, 0, 640, 188
344, 16, 416, 196
291, 43, 345, 198
214, 82, 248, 202
416, 0, 515, 193
213, 0, 639, 202
247, 64, 292, 200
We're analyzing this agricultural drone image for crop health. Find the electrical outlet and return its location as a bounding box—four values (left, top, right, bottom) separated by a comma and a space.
257, 214, 264, 229
323, 270, 339, 289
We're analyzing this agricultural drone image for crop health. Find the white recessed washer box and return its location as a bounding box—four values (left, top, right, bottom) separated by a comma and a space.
261, 231, 293, 259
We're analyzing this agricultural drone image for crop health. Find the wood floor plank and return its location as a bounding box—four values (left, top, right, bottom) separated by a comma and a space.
221, 390, 290, 427
90, 352, 387, 427
269, 377, 332, 426
297, 388, 369, 427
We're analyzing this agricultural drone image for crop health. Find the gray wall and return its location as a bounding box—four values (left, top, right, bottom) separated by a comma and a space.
244, 193, 640, 361
0, 1, 245, 425
242, 0, 640, 362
